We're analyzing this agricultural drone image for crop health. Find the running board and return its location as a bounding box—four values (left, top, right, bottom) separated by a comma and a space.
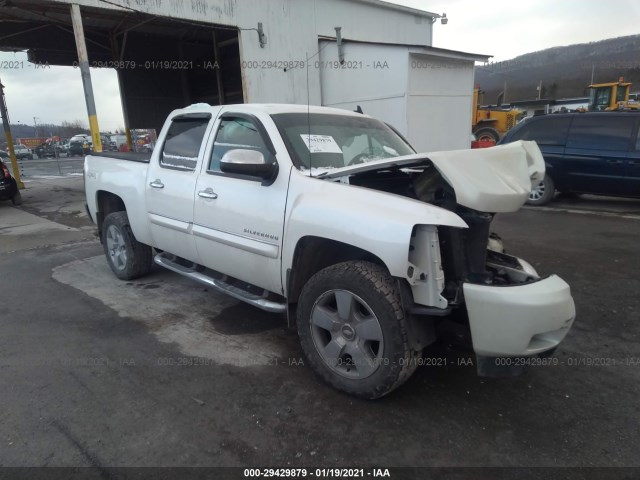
154, 253, 286, 314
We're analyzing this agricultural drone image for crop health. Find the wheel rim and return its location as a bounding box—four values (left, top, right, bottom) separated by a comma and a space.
309, 289, 384, 379
106, 224, 127, 271
529, 179, 545, 201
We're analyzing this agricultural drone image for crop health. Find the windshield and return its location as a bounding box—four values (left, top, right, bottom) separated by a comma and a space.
271, 113, 415, 171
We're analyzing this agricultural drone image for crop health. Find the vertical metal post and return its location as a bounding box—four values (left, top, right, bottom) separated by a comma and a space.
110, 33, 133, 151
178, 42, 191, 106
0, 80, 25, 189
70, 3, 102, 152
212, 31, 225, 104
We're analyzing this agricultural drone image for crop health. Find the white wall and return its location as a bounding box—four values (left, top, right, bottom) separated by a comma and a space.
318, 41, 409, 133
406, 53, 475, 151
63, 0, 433, 105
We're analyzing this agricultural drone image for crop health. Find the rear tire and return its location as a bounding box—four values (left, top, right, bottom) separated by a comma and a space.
473, 127, 500, 143
297, 261, 420, 399
527, 174, 555, 206
11, 191, 22, 206
102, 211, 152, 280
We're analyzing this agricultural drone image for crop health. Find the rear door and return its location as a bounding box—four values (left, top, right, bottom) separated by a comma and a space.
145, 113, 213, 262
563, 115, 635, 196
192, 111, 289, 294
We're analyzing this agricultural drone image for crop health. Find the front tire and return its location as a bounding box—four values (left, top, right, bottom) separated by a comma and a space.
297, 261, 420, 399
473, 127, 500, 143
527, 174, 555, 206
102, 211, 152, 280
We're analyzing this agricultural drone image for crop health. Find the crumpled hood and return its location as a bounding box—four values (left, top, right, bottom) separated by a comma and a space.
317, 140, 545, 213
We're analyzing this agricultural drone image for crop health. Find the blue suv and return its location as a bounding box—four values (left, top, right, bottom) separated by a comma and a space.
500, 112, 640, 205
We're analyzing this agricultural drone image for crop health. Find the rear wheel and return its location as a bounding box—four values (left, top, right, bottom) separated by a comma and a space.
102, 211, 152, 280
527, 174, 555, 206
473, 127, 500, 143
297, 261, 420, 399
11, 190, 22, 206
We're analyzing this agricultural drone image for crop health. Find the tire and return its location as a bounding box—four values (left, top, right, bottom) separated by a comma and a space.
473, 127, 500, 143
102, 211, 153, 280
11, 190, 22, 206
527, 174, 555, 206
297, 261, 420, 399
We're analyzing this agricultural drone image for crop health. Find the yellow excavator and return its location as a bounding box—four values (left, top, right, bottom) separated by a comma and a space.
588, 77, 640, 111
472, 88, 524, 143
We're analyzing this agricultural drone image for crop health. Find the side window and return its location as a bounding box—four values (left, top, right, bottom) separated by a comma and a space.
567, 116, 635, 151
209, 117, 270, 172
509, 117, 571, 145
160, 115, 210, 171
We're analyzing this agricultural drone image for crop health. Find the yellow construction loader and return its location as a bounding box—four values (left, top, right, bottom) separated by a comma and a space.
588, 77, 640, 111
472, 88, 524, 143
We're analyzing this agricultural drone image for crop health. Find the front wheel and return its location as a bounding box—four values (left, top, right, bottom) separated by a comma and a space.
297, 261, 420, 399
102, 211, 152, 280
473, 127, 500, 143
527, 174, 555, 206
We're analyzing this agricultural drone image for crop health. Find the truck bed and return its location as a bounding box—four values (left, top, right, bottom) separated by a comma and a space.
91, 151, 151, 163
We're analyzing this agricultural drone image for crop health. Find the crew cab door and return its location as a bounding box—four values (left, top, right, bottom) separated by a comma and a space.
193, 112, 288, 294
145, 113, 213, 262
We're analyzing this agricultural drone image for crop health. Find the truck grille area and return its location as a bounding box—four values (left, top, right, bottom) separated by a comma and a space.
438, 207, 494, 298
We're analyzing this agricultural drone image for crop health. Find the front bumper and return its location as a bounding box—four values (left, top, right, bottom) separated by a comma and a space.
464, 275, 575, 357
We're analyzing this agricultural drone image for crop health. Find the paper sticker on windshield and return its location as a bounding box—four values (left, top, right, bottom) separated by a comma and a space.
300, 134, 343, 154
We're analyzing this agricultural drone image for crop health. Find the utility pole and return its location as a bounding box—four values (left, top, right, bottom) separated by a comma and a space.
537, 80, 543, 100
0, 79, 25, 189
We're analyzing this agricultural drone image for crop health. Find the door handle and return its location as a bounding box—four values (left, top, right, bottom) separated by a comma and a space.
149, 179, 164, 189
198, 188, 218, 199
606, 159, 623, 164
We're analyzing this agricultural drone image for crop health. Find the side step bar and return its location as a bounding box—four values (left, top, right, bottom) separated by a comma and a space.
154, 253, 286, 314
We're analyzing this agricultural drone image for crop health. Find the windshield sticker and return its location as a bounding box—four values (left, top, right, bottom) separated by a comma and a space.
300, 134, 343, 154
383, 145, 399, 156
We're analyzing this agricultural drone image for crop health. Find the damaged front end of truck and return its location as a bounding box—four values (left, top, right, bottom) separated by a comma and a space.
319, 141, 576, 376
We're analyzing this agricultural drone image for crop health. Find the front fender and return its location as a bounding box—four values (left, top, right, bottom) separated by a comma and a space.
282, 170, 467, 286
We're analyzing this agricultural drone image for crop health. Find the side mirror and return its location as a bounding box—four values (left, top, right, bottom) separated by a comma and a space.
220, 149, 277, 179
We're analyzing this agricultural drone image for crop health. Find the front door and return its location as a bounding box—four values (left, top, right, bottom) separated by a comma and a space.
193, 112, 289, 294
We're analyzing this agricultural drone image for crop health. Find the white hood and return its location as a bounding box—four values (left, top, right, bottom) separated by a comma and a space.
317, 141, 545, 213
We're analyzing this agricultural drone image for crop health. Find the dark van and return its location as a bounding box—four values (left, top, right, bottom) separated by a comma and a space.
500, 112, 640, 205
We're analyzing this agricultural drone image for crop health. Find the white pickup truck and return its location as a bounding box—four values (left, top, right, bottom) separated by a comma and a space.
84, 103, 575, 399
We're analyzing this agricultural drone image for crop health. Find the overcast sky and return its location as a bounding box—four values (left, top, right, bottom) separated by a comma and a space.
1, 0, 639, 131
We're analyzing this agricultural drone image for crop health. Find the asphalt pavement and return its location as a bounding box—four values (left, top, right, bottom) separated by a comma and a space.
0, 174, 639, 479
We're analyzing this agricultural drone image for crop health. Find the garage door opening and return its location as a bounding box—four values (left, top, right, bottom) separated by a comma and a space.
0, 0, 243, 133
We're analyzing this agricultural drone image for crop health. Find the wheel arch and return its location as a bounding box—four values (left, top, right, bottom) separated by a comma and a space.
95, 190, 127, 238
285, 236, 387, 305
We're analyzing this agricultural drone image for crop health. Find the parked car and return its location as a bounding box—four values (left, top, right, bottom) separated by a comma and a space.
0, 158, 22, 205
500, 112, 640, 205
68, 135, 92, 156
13, 144, 33, 160
110, 134, 127, 151
34, 141, 67, 158
84, 103, 576, 399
